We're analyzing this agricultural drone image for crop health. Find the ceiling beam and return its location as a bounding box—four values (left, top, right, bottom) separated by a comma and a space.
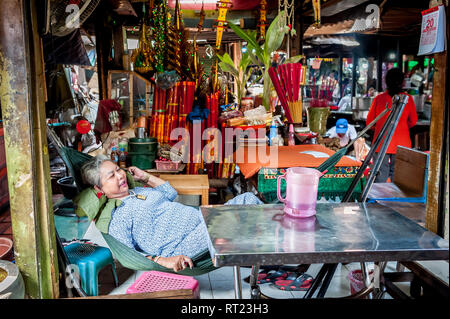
303, 0, 370, 16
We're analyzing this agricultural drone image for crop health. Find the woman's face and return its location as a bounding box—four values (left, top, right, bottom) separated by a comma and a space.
96, 160, 129, 199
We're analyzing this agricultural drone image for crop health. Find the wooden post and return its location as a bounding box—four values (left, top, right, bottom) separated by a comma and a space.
95, 1, 111, 100
425, 0, 449, 235
0, 0, 59, 298
112, 26, 125, 69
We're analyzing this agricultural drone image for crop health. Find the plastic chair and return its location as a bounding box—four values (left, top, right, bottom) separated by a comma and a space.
64, 242, 119, 296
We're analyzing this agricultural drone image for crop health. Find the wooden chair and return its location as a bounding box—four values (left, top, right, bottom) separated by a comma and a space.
368, 146, 429, 203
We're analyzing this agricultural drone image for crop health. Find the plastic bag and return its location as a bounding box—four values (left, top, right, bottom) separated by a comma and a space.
244, 105, 270, 125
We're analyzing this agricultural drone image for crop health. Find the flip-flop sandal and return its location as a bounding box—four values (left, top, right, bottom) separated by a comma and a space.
243, 265, 281, 283
274, 273, 314, 291
271, 271, 298, 286
259, 269, 290, 284
254, 269, 277, 284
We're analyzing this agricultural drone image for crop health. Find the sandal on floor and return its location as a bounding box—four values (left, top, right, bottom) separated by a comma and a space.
243, 266, 279, 283
258, 269, 290, 284
274, 273, 314, 291
255, 269, 277, 284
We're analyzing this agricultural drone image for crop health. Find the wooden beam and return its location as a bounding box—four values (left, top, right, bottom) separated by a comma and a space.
67, 289, 195, 299
0, 0, 59, 298
95, 1, 111, 100
425, 0, 448, 235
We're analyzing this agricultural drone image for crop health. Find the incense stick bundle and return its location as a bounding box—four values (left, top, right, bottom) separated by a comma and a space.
288, 100, 303, 123
269, 62, 304, 123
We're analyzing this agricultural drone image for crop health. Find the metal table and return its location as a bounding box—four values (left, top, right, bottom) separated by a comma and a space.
201, 203, 449, 299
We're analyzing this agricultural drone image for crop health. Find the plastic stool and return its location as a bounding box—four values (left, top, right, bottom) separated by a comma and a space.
126, 271, 199, 298
64, 243, 118, 296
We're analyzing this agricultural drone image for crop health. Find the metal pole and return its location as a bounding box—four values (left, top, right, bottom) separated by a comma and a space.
250, 265, 261, 299
304, 263, 330, 298
360, 262, 373, 299
233, 266, 243, 299
342, 100, 400, 202
316, 264, 338, 298
360, 95, 409, 202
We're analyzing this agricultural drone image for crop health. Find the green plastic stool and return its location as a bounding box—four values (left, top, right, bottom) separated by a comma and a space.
64, 242, 119, 296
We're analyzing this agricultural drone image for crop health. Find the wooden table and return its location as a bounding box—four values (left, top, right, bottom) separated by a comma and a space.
157, 174, 210, 206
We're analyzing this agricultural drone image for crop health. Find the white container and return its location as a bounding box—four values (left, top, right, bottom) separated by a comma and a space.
0, 260, 25, 299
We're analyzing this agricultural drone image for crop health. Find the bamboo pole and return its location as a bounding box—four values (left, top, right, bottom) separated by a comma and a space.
0, 0, 59, 298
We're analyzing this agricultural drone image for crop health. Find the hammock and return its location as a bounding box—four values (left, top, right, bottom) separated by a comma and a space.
57, 145, 217, 275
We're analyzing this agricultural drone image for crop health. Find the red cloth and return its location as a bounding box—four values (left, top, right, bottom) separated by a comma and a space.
94, 99, 123, 142
366, 92, 418, 154
235, 144, 362, 179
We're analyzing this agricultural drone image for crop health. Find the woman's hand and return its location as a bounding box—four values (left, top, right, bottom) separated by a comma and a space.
148, 255, 194, 272
127, 166, 149, 183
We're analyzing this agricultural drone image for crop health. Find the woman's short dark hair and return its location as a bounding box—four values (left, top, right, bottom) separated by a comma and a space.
385, 68, 404, 96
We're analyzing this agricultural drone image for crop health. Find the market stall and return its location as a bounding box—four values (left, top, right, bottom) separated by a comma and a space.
0, 0, 448, 301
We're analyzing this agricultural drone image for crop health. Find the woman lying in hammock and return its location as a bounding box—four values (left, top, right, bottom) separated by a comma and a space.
80, 155, 263, 272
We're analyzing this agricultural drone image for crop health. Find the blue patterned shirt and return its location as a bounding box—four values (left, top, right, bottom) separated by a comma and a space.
108, 182, 211, 258
108, 182, 263, 258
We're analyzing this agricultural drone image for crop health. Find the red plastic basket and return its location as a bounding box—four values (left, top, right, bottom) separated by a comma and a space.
347, 269, 373, 297
126, 271, 199, 298
154, 160, 182, 171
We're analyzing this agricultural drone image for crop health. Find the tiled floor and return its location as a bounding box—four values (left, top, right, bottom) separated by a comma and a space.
1, 199, 448, 299
102, 260, 449, 299
77, 206, 450, 299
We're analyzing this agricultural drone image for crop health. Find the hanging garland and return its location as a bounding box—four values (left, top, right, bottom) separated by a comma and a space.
278, 0, 296, 37
150, 0, 168, 73
258, 0, 268, 40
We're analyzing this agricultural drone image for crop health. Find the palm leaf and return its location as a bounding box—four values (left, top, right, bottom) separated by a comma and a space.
264, 11, 289, 66
227, 21, 264, 62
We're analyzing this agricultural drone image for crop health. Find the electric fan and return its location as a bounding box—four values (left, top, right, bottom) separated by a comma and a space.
47, 0, 101, 37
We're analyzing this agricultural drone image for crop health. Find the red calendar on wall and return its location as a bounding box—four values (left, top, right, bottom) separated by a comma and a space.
418, 5, 447, 56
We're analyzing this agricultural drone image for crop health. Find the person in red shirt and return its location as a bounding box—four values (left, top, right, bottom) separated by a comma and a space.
366, 68, 418, 182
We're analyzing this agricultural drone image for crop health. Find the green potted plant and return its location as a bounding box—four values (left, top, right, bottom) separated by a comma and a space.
217, 43, 253, 104
227, 11, 302, 110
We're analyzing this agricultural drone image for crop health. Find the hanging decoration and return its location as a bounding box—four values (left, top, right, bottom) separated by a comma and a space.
191, 35, 204, 89
197, 1, 206, 32
205, 45, 215, 59
214, 0, 233, 50
278, 0, 296, 37
151, 0, 168, 73
258, 0, 268, 40
133, 20, 154, 75
132, 3, 154, 75
166, 0, 191, 79
312, 0, 321, 28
